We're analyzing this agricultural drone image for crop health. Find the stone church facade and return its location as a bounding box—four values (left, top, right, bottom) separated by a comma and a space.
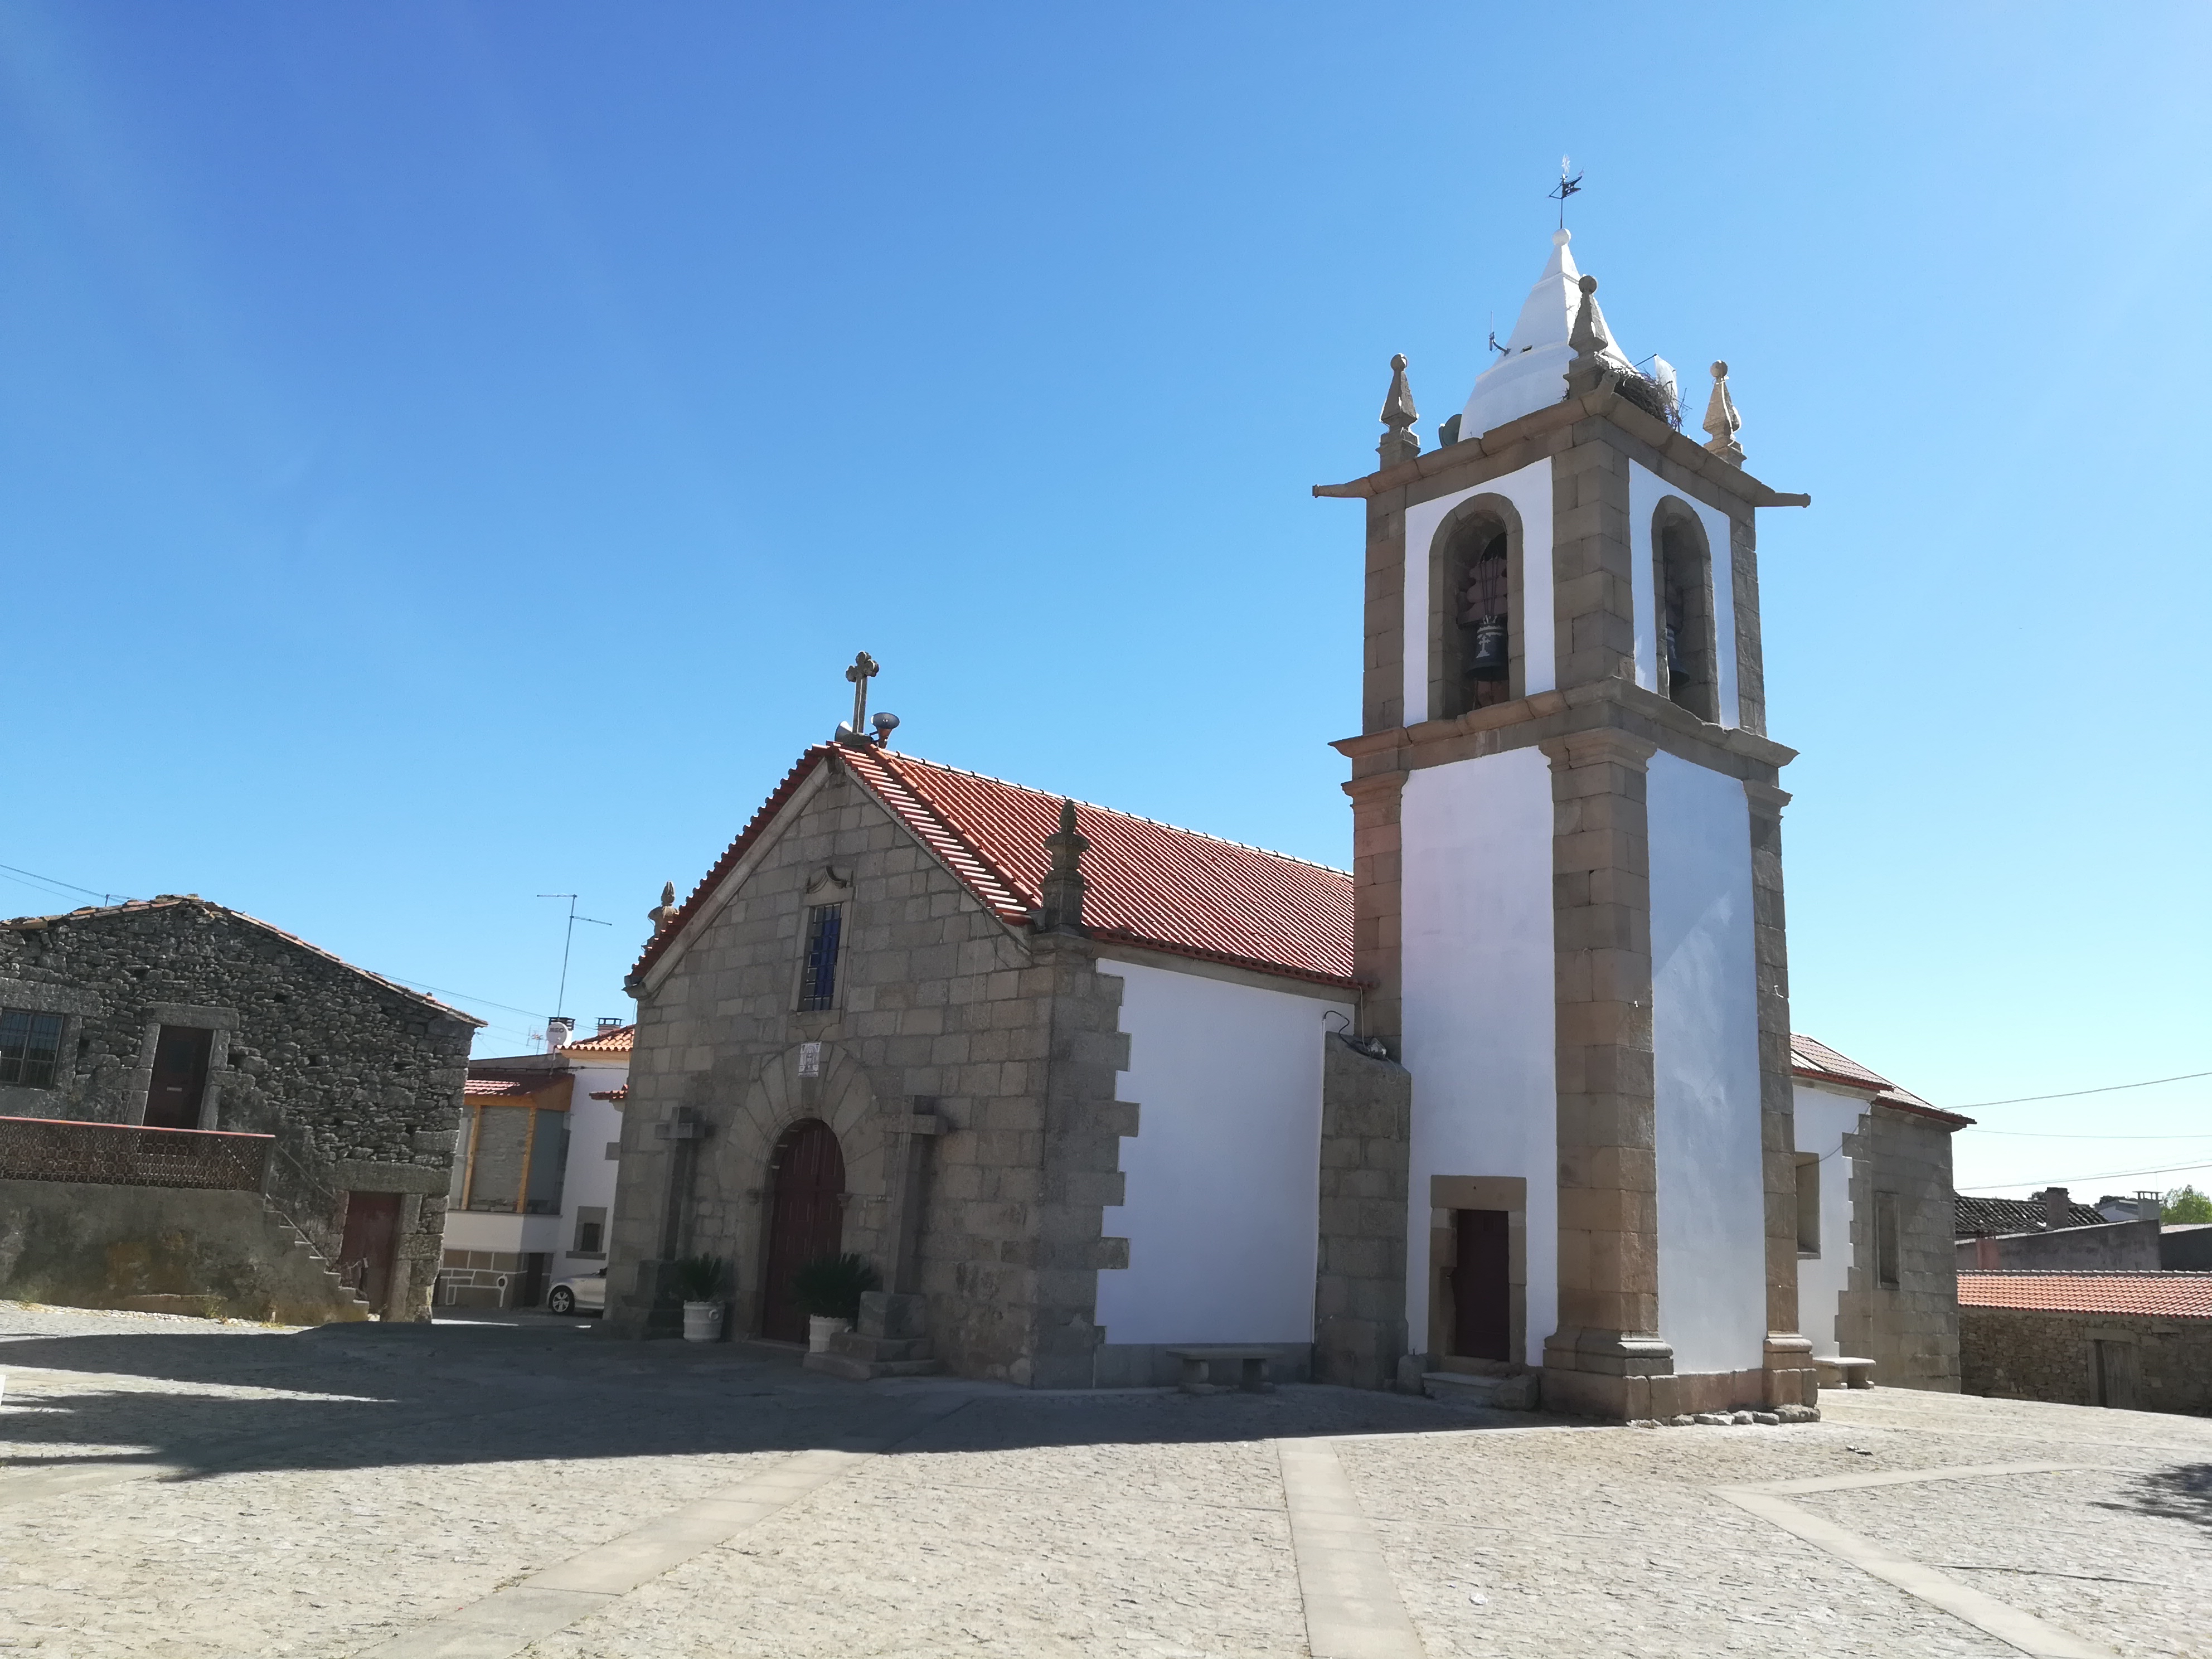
607, 227, 1959, 1413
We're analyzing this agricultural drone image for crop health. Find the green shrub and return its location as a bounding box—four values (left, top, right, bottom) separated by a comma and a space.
669, 1254, 728, 1303
2163, 1185, 2212, 1224
790, 1252, 880, 1321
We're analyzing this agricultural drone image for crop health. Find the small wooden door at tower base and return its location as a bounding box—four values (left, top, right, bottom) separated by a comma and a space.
1451, 1209, 1511, 1363
760, 1119, 845, 1342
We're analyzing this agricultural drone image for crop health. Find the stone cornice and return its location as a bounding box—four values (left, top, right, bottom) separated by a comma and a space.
1333, 677, 1797, 784
1314, 390, 1811, 512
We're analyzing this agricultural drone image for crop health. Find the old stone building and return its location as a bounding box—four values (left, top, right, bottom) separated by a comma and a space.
1960, 1272, 2212, 1414
607, 226, 1964, 1412
0, 895, 479, 1321
1790, 1036, 1969, 1390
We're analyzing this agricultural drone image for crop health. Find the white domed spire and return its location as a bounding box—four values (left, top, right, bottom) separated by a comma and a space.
1458, 228, 1633, 441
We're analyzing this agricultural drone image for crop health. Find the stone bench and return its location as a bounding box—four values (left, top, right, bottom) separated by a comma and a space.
1815, 1355, 1876, 1390
1163, 1346, 1279, 1394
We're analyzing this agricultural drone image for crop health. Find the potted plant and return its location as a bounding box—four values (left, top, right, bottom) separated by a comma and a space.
790, 1252, 879, 1353
670, 1254, 728, 1342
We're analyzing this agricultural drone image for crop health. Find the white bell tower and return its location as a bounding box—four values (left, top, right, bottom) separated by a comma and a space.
1321, 231, 1817, 1419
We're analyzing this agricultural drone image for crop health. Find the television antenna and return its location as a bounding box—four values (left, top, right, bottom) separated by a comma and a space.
537, 893, 613, 1018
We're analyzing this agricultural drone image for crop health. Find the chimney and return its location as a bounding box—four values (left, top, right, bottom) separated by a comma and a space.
597, 1016, 623, 1033
2041, 1185, 2072, 1230
546, 1016, 575, 1052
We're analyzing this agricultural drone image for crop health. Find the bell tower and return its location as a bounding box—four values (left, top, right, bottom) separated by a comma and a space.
1318, 229, 1818, 1419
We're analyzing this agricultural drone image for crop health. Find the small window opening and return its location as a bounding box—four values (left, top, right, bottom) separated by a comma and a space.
1795, 1155, 1821, 1256
573, 1206, 607, 1255
798, 903, 843, 1011
1459, 533, 1511, 711
1875, 1191, 1901, 1289
0, 1009, 65, 1088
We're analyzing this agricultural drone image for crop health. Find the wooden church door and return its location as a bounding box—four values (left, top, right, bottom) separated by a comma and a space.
759, 1119, 845, 1342
337, 1191, 401, 1313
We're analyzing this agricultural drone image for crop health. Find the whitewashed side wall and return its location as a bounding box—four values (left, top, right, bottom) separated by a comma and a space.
1628, 460, 1739, 726
561, 1060, 628, 1262
1792, 1084, 1866, 1357
1400, 455, 1555, 724
1400, 746, 1558, 1366
1648, 753, 1767, 1374
1092, 960, 1350, 1346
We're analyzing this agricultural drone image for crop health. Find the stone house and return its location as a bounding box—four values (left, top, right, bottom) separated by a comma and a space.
1959, 1271, 2212, 1414
1789, 1035, 1970, 1390
0, 896, 479, 1321
439, 1017, 632, 1309
606, 224, 1961, 1415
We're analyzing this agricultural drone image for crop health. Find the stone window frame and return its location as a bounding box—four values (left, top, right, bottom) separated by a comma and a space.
0, 979, 96, 1111
125, 1003, 238, 1130
1794, 1153, 1822, 1257
789, 867, 855, 1018
1426, 1173, 1529, 1372
1651, 499, 1720, 722
1425, 493, 1529, 720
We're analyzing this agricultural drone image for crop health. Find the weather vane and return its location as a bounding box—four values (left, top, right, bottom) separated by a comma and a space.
1549, 156, 1583, 229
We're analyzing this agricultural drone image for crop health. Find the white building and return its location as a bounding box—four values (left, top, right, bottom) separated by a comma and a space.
439, 1018, 631, 1309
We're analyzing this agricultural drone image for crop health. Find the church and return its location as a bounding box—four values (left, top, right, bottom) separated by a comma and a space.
602, 227, 1961, 1415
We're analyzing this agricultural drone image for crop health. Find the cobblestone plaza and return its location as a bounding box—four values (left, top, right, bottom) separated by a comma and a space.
1, 1303, 2204, 1657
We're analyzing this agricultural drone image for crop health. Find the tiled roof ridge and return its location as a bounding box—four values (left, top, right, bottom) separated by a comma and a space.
1963, 1272, 2212, 1281
872, 749, 1353, 879
4, 894, 484, 1027
842, 747, 1033, 921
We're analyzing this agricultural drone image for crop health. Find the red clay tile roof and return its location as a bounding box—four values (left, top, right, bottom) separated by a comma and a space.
633, 743, 1357, 989
1791, 1034, 1968, 1128
1958, 1272, 2212, 1320
561, 1023, 634, 1055
464, 1076, 555, 1098
590, 1083, 629, 1102
3, 895, 484, 1027
1956, 1195, 2110, 1236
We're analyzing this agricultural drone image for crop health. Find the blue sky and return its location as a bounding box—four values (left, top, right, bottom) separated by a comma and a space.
3, 4, 2206, 1199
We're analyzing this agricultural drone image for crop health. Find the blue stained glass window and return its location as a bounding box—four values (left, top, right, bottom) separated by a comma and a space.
798, 904, 843, 1011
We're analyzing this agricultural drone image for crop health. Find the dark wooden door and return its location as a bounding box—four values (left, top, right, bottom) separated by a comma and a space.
759, 1119, 845, 1342
337, 1192, 402, 1314
1451, 1208, 1511, 1362
143, 1026, 214, 1129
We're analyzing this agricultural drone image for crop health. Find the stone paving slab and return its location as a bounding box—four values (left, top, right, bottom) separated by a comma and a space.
2, 1303, 2209, 1659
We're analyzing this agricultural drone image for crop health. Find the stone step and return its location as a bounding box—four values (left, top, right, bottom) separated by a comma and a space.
828, 1331, 933, 1364
1423, 1370, 1539, 1411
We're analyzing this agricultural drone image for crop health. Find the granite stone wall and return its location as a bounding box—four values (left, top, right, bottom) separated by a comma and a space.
1312, 1037, 1410, 1390
1836, 1104, 1961, 1390
0, 899, 475, 1320
609, 755, 1135, 1385
1962, 1304, 2212, 1416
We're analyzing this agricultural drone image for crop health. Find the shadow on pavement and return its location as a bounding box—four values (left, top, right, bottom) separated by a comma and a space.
2098, 1462, 2212, 1535
0, 1315, 1553, 1487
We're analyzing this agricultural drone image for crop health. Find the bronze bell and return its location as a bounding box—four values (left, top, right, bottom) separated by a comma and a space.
1469, 616, 1509, 679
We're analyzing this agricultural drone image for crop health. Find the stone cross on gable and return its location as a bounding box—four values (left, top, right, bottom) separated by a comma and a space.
845, 651, 880, 735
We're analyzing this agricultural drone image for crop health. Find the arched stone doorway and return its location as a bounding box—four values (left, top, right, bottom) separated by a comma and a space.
759, 1118, 845, 1342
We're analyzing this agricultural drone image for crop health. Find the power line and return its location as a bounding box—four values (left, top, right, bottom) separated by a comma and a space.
1961, 1127, 2212, 1140
1953, 1071, 2212, 1108
1958, 1157, 2212, 1191
0, 861, 129, 905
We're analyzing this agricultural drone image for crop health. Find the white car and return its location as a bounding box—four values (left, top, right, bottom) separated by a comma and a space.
546, 1269, 607, 1316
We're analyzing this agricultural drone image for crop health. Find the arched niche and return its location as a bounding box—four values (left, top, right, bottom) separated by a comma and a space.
1651, 498, 1719, 723
1426, 492, 1527, 720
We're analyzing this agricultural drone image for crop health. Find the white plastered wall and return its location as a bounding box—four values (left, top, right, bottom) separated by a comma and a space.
1401, 456, 1554, 725
1093, 960, 1350, 1345
1628, 460, 1739, 726
1648, 752, 1767, 1374
1400, 746, 1558, 1366
1792, 1084, 1867, 1358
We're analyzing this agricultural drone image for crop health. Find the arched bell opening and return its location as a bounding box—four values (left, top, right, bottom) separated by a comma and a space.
1429, 499, 1522, 719
758, 1117, 846, 1342
1653, 506, 1718, 723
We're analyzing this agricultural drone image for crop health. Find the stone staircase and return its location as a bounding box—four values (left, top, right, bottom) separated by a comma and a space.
256, 1202, 375, 1323
804, 1292, 946, 1381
